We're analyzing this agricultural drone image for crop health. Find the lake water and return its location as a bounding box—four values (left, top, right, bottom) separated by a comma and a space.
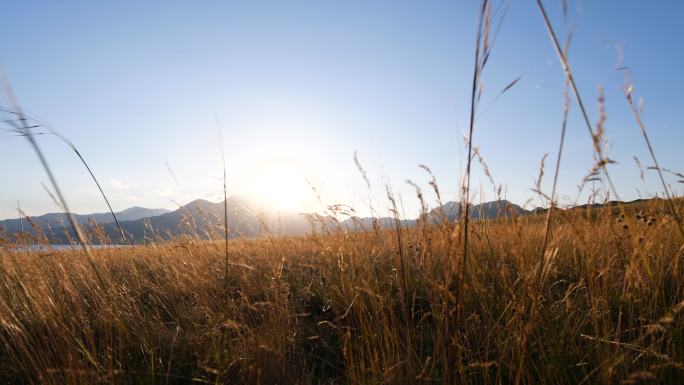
4, 244, 131, 253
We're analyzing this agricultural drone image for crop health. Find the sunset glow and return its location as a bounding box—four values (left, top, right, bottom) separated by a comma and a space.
239, 159, 317, 212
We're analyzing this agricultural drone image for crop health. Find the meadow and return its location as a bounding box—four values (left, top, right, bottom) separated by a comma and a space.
1, 198, 683, 384
2, 1, 684, 384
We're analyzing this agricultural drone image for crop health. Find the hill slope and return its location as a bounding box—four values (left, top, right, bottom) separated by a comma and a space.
0, 206, 169, 233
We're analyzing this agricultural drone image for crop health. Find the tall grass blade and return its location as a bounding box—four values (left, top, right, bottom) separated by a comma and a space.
1, 70, 90, 253
623, 79, 684, 240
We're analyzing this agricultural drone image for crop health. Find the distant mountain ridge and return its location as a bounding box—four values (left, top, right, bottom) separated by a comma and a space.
0, 206, 170, 234
1, 197, 532, 244
426, 200, 526, 222
2, 196, 669, 245
79, 196, 330, 244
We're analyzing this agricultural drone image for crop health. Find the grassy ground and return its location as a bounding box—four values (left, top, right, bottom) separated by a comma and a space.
1, 199, 683, 384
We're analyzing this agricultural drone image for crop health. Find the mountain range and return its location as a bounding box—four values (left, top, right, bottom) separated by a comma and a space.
0, 206, 169, 234
1, 197, 527, 244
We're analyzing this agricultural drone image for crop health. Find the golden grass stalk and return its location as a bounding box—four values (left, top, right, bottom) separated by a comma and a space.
534, 0, 622, 203
0, 106, 128, 244
622, 73, 684, 240
215, 116, 230, 293
0, 70, 90, 253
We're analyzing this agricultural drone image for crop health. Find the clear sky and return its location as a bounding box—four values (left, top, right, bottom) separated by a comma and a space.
1, 0, 682, 220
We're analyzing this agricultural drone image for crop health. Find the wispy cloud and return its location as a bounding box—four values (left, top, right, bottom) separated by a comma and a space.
153, 187, 176, 198
106, 178, 130, 190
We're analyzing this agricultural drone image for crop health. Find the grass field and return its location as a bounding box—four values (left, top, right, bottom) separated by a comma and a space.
1, 199, 683, 384
2, 1, 683, 384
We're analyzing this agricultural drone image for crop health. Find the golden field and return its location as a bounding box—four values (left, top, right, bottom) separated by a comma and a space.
1, 199, 683, 384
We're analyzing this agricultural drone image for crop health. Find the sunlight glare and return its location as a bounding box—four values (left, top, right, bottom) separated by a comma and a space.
241, 159, 317, 212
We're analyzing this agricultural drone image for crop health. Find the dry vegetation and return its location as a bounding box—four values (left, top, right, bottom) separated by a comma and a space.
1, 199, 683, 384
2, 1, 683, 384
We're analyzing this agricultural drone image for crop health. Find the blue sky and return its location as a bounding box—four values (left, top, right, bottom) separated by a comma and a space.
1, 0, 683, 219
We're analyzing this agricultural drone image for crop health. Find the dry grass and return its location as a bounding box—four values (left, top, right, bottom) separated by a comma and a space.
1, 2, 682, 384
1, 199, 683, 384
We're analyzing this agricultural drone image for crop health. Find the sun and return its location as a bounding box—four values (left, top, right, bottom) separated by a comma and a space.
240, 159, 317, 212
